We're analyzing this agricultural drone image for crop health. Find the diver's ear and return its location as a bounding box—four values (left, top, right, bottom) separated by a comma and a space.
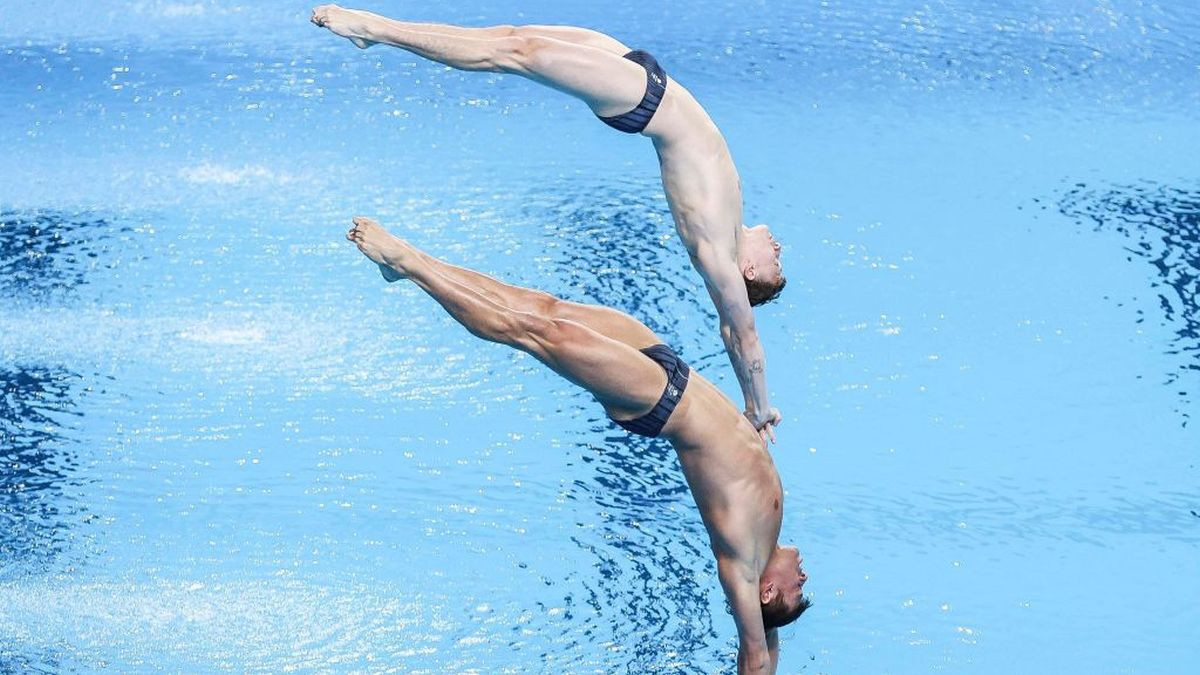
760, 581, 777, 605
742, 262, 757, 281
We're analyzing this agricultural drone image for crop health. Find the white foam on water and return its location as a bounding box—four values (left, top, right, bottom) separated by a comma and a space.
129, 1, 251, 20
0, 306, 498, 403
157, 3, 208, 18
0, 308, 323, 364
0, 577, 443, 670
178, 324, 267, 345
179, 163, 295, 186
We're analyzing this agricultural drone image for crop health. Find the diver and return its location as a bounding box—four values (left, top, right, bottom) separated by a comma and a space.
344, 215, 809, 673
312, 5, 788, 443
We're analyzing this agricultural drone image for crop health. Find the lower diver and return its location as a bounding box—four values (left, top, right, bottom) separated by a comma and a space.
345, 216, 809, 674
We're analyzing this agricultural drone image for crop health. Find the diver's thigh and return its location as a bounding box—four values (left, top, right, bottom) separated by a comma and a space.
514, 37, 645, 116
522, 317, 664, 419
516, 25, 631, 54
554, 302, 661, 350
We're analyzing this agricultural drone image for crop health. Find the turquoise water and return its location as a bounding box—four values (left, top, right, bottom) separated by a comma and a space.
1, 1, 1197, 672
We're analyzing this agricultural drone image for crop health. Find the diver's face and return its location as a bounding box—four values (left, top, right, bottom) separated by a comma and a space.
743, 224, 784, 286
766, 545, 808, 607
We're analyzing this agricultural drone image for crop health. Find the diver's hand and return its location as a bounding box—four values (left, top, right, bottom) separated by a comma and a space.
744, 407, 782, 445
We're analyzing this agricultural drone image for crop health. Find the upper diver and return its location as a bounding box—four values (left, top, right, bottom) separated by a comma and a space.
312, 5, 790, 443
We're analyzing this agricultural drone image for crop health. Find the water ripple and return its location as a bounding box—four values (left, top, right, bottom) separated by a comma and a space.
0, 365, 98, 580
517, 175, 730, 378
552, 415, 726, 669
1056, 181, 1199, 423
0, 210, 137, 303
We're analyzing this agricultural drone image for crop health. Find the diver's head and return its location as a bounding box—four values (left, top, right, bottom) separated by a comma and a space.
759, 545, 811, 629
739, 224, 786, 306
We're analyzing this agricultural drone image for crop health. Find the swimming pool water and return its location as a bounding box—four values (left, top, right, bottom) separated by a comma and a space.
2, 1, 1198, 672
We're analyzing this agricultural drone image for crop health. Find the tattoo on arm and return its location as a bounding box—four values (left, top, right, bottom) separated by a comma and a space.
749, 360, 764, 374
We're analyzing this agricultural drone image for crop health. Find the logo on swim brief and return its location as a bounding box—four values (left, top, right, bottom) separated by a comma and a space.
651, 73, 664, 86
667, 384, 680, 399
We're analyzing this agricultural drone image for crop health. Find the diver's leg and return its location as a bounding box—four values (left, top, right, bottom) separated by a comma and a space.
512, 26, 631, 55
416, 254, 661, 349
346, 217, 665, 418
407, 23, 632, 55
317, 15, 632, 55
311, 6, 646, 116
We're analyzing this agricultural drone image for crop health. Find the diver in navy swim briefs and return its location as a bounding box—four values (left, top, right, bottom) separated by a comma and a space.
345, 215, 809, 673
610, 343, 690, 437
312, 5, 788, 444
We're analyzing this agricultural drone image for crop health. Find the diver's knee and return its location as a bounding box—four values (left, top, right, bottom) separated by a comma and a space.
538, 294, 566, 319
474, 309, 547, 351
508, 25, 538, 40
511, 312, 576, 359
495, 34, 554, 75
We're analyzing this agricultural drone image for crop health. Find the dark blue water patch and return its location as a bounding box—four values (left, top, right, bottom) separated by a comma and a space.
555, 415, 726, 669
0, 209, 137, 304
1052, 181, 1199, 425
0, 365, 99, 580
519, 176, 718, 346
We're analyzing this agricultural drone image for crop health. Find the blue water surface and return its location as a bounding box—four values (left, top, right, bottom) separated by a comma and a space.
1, 1, 1198, 672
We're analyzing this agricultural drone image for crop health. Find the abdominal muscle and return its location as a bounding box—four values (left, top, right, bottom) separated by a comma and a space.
662, 376, 783, 549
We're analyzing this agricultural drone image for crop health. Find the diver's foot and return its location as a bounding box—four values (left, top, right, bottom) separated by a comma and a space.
310, 5, 378, 49
346, 216, 414, 281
